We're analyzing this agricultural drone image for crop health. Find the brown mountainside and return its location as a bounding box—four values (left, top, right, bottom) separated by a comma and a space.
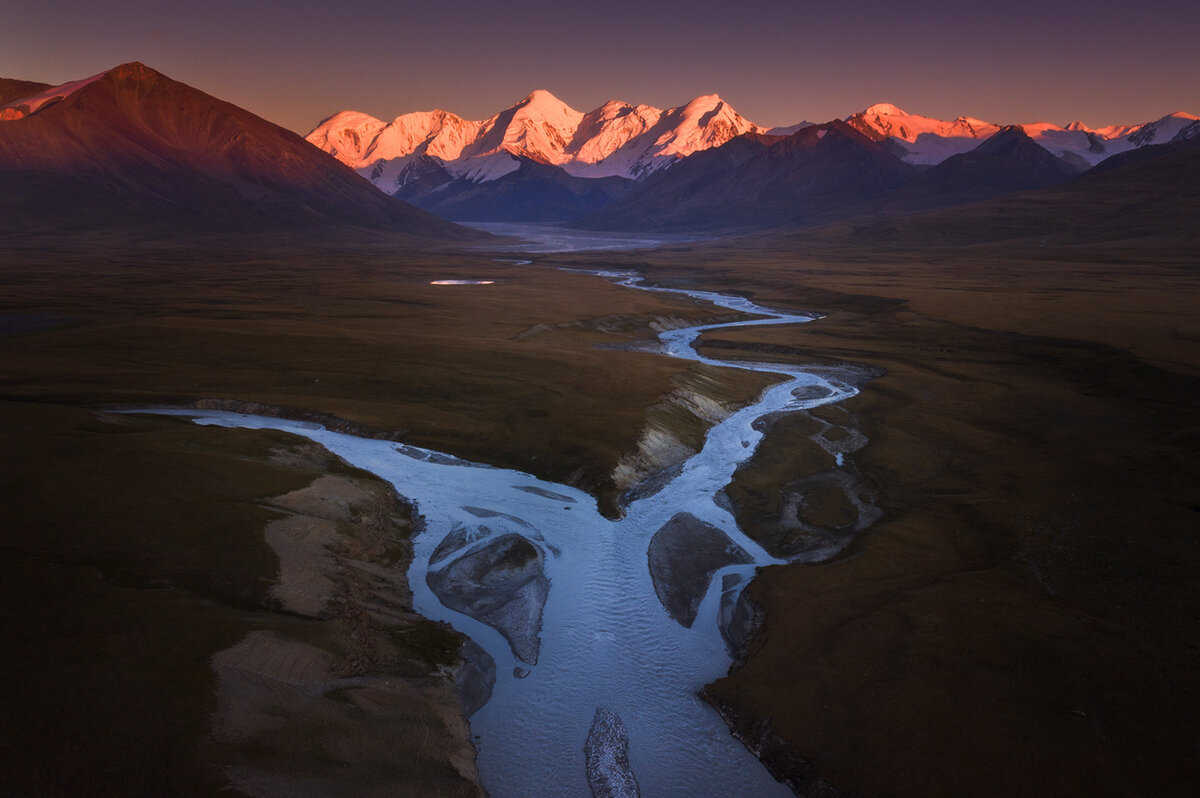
0, 78, 52, 107
0, 63, 475, 240
815, 136, 1200, 247
579, 120, 916, 232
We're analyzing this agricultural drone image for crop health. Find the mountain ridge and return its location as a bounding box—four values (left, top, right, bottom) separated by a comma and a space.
307, 90, 764, 190
0, 62, 474, 241
846, 104, 1199, 168
310, 93, 1197, 208
577, 120, 917, 232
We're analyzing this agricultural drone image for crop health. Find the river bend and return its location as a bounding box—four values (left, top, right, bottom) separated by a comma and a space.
140, 270, 875, 796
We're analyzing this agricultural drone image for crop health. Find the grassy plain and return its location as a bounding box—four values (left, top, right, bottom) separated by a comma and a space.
1, 239, 771, 512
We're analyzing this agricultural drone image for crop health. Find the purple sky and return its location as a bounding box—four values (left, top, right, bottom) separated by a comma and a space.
3, 0, 1196, 134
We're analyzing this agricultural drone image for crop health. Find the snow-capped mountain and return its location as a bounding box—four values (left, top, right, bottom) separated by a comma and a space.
1174, 119, 1200, 142
1126, 112, 1200, 146
307, 91, 764, 192
848, 102, 999, 144
847, 103, 1200, 168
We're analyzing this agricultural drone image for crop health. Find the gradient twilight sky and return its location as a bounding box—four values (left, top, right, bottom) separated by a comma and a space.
2, 0, 1196, 134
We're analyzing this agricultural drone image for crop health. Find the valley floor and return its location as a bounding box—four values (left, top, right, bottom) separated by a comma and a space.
2, 234, 1197, 796
553, 240, 1200, 796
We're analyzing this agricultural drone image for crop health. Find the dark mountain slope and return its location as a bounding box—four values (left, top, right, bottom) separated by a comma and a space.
798, 136, 1200, 247
911, 125, 1081, 205
0, 63, 475, 240
0, 78, 52, 107
396, 155, 635, 222
578, 121, 916, 233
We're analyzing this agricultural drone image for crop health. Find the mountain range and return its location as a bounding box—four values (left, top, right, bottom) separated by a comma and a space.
2, 63, 1197, 244
845, 102, 1198, 168
312, 92, 1197, 189
0, 63, 473, 240
308, 91, 1197, 228
307, 91, 771, 187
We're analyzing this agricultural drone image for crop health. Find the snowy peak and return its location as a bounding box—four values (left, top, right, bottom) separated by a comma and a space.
307, 91, 1200, 191
567, 101, 663, 165
1173, 119, 1200, 142
305, 111, 387, 165
863, 102, 908, 117
847, 104, 1200, 168
515, 89, 576, 115
679, 93, 724, 115
847, 102, 998, 144
308, 90, 764, 189
382, 109, 479, 162
307, 108, 482, 171
476, 89, 584, 163
1127, 111, 1200, 146
651, 94, 762, 160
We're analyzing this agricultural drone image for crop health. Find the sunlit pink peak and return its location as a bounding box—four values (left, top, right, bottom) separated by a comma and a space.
598, 99, 633, 112
592, 99, 658, 120
475, 90, 585, 164
303, 110, 387, 164
1064, 120, 1094, 132
308, 91, 762, 185
322, 109, 385, 128
516, 89, 573, 109
679, 94, 726, 115
848, 103, 999, 145
863, 102, 908, 117
506, 90, 584, 126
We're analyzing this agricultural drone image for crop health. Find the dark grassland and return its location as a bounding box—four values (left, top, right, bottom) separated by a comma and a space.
3, 232, 1198, 796
1, 240, 770, 513
549, 239, 1200, 797
0, 404, 478, 796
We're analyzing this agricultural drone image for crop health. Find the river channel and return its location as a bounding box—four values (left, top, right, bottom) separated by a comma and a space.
139, 231, 877, 796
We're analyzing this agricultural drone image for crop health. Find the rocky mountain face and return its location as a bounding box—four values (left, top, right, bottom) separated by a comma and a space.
0, 63, 474, 239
